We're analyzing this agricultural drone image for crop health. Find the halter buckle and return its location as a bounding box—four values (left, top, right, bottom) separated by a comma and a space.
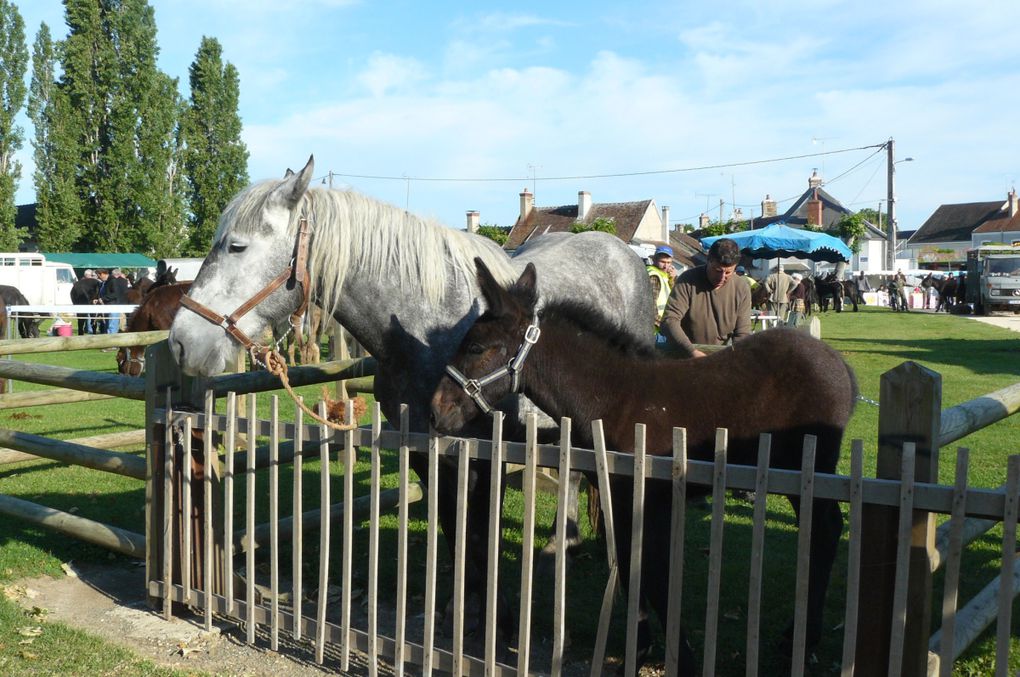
463, 379, 483, 397
523, 324, 541, 344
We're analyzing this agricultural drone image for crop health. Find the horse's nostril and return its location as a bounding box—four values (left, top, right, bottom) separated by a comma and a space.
429, 411, 438, 428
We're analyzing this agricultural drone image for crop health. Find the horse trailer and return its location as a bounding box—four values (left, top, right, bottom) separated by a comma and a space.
0, 252, 77, 305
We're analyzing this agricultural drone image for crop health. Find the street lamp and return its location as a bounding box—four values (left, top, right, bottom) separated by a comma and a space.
886, 138, 914, 269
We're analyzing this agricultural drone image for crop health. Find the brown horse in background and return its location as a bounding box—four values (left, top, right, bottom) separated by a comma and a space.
116, 282, 192, 375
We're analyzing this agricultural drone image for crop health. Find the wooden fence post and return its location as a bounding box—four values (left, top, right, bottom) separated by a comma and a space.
145, 341, 225, 609
856, 361, 941, 675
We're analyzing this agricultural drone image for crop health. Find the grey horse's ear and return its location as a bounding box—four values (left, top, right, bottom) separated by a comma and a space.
271, 155, 314, 209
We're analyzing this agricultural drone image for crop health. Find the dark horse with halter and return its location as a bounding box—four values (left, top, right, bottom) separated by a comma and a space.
813, 273, 862, 312
431, 259, 858, 676
117, 282, 192, 375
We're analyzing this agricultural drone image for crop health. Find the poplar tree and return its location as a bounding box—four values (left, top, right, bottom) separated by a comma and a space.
183, 36, 248, 255
0, 0, 28, 250
60, 0, 181, 254
28, 22, 82, 251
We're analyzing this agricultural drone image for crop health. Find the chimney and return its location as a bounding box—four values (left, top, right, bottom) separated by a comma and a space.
761, 194, 777, 218
466, 210, 480, 233
661, 205, 671, 242
578, 191, 592, 220
519, 188, 534, 221
1009, 188, 1018, 218
807, 188, 823, 226
808, 169, 823, 189
699, 213, 710, 230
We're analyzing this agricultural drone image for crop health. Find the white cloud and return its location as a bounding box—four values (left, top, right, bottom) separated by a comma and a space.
356, 52, 428, 98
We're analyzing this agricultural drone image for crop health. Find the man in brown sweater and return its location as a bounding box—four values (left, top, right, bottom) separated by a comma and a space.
660, 238, 751, 358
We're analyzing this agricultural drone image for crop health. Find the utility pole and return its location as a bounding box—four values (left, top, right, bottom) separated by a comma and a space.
887, 138, 896, 270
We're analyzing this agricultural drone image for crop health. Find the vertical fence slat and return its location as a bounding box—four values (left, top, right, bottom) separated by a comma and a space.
702, 428, 728, 677
423, 432, 440, 677
995, 455, 1020, 676
393, 407, 410, 677
182, 413, 193, 605
937, 447, 968, 677
245, 393, 257, 645
452, 438, 470, 677
368, 402, 382, 677
485, 411, 505, 676
340, 400, 356, 672
224, 392, 236, 619
665, 427, 688, 677
887, 442, 918, 677
517, 413, 538, 677
292, 401, 304, 642
841, 440, 865, 677
551, 417, 572, 677
203, 389, 214, 632
590, 419, 619, 677
269, 396, 280, 651
745, 433, 772, 677
314, 401, 330, 664
625, 424, 647, 677
162, 388, 174, 621
395, 404, 410, 677
791, 434, 817, 677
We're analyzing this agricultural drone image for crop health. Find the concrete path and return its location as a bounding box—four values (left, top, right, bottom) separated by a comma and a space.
966, 313, 1020, 334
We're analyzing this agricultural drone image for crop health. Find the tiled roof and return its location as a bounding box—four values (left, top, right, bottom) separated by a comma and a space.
907, 201, 1002, 244
732, 186, 883, 238
973, 210, 1020, 233
506, 199, 653, 249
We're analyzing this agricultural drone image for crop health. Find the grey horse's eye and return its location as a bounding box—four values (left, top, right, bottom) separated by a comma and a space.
228, 242, 247, 254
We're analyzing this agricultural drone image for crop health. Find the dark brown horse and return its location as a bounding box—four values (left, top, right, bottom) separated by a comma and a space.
124, 267, 177, 304
0, 285, 41, 338
430, 259, 858, 676
116, 282, 192, 375
814, 273, 861, 312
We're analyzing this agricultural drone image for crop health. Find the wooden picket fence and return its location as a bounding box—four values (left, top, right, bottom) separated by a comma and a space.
146, 343, 1020, 677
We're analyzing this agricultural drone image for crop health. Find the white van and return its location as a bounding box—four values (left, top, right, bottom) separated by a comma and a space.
0, 253, 77, 305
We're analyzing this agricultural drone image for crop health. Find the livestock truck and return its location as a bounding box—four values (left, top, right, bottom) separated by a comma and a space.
965, 244, 1020, 314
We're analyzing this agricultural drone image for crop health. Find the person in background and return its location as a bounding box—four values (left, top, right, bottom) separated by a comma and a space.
894, 268, 910, 311
647, 244, 677, 338
764, 264, 795, 321
70, 269, 101, 335
660, 238, 750, 358
787, 273, 808, 326
735, 265, 757, 293
100, 268, 130, 333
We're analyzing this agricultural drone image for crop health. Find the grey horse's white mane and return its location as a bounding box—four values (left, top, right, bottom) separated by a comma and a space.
214, 181, 517, 317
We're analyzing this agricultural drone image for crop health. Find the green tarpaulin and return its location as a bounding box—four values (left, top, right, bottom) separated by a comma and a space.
43, 252, 157, 269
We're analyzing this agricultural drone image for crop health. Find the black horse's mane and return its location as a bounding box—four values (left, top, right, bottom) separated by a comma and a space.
530, 296, 658, 360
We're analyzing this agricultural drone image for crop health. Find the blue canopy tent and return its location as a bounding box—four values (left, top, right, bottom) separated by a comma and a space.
701, 223, 852, 263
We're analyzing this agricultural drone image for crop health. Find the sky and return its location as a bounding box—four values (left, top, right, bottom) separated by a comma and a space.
10, 0, 1020, 236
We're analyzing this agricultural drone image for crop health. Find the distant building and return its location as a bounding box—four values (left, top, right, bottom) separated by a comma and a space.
504, 189, 667, 250
903, 189, 1018, 269
698, 171, 889, 273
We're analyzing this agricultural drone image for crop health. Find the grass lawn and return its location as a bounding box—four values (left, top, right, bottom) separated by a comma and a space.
0, 307, 1017, 675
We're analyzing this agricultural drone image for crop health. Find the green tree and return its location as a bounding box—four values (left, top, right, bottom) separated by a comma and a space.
570, 216, 616, 235
476, 223, 510, 246
28, 22, 83, 251
183, 36, 248, 255
0, 0, 28, 250
59, 0, 181, 253
835, 212, 868, 254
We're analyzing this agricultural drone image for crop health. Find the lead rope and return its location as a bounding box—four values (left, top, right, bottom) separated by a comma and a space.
261, 349, 359, 432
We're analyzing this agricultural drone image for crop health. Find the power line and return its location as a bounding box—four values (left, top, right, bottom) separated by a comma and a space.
315, 143, 884, 185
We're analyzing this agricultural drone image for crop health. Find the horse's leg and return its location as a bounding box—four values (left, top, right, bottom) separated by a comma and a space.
536, 469, 584, 571
780, 493, 843, 658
